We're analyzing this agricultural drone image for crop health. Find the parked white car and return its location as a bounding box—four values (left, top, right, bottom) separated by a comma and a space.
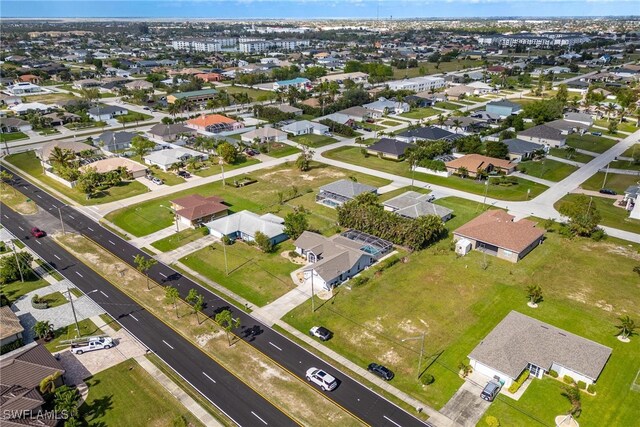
305, 367, 338, 391
71, 337, 113, 355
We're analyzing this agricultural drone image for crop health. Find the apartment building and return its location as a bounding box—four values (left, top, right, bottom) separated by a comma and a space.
387, 76, 446, 92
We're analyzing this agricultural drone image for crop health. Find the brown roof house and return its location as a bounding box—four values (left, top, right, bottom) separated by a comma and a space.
453, 210, 545, 263
468, 311, 611, 389
445, 154, 515, 178
170, 194, 228, 228
0, 306, 24, 351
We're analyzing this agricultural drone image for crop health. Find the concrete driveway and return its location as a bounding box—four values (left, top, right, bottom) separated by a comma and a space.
440, 380, 491, 427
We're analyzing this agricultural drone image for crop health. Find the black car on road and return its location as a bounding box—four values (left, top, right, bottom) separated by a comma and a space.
367, 363, 394, 380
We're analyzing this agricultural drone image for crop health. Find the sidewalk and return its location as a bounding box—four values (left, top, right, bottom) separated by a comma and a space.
511, 171, 556, 187
546, 155, 586, 167
154, 234, 219, 264
129, 225, 177, 248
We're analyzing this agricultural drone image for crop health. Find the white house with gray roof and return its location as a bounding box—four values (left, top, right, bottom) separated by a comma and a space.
205, 211, 287, 245
316, 179, 377, 208
382, 191, 453, 221
143, 147, 208, 171
468, 311, 612, 388
281, 120, 329, 136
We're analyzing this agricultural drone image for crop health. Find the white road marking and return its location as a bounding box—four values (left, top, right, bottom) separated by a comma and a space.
108, 240, 115, 245
268, 342, 282, 351
35, 240, 41, 245
203, 372, 217, 383
159, 272, 167, 278
68, 215, 74, 219
162, 340, 174, 350
383, 416, 402, 427
54, 254, 61, 260
87, 227, 94, 231
100, 291, 109, 298
3, 214, 8, 219
22, 186, 27, 189
75, 271, 83, 278
36, 194, 42, 199
51, 205, 57, 209
129, 314, 139, 322
18, 226, 24, 231
251, 412, 268, 425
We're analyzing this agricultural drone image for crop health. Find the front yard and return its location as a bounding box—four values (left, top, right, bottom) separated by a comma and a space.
594, 118, 637, 133
517, 159, 578, 182
566, 134, 619, 154
1, 276, 50, 304
150, 227, 208, 252
548, 147, 595, 164
323, 146, 548, 201
0, 132, 28, 142
581, 172, 639, 194
44, 318, 103, 352
399, 107, 440, 120
192, 156, 261, 177
555, 194, 640, 234
290, 134, 338, 148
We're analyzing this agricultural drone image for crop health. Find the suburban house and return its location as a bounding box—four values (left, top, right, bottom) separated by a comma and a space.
453, 210, 545, 262
382, 191, 453, 221
171, 194, 228, 228
36, 140, 96, 164
9, 102, 51, 115
545, 119, 588, 135
241, 127, 288, 143
396, 126, 462, 143
317, 72, 369, 84
0, 306, 24, 349
0, 342, 66, 426
315, 112, 356, 127
273, 77, 311, 91
445, 154, 516, 177
6, 82, 46, 95
486, 100, 522, 117
194, 72, 223, 82
144, 147, 208, 171
564, 112, 594, 128
94, 130, 136, 152
363, 97, 410, 115
88, 105, 128, 121
124, 80, 154, 91
623, 185, 640, 219
148, 123, 197, 142
467, 81, 495, 94
186, 114, 244, 133
502, 138, 544, 162
366, 138, 414, 160
79, 157, 148, 178
281, 120, 329, 136
73, 78, 102, 90
0, 117, 32, 134
205, 210, 288, 245
316, 179, 378, 208
17, 74, 41, 84
444, 116, 486, 134
294, 230, 392, 290
518, 124, 567, 148
43, 112, 80, 126
273, 104, 303, 116
167, 88, 219, 104
445, 85, 474, 100
469, 311, 612, 388
338, 106, 381, 121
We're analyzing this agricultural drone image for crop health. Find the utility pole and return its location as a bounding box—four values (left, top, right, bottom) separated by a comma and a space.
602, 163, 610, 189
219, 158, 226, 186
10, 240, 24, 282
402, 332, 426, 378
66, 287, 81, 337
57, 207, 65, 234
222, 239, 228, 276
310, 270, 315, 313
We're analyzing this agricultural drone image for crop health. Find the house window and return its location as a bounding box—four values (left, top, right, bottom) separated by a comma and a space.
527, 363, 542, 378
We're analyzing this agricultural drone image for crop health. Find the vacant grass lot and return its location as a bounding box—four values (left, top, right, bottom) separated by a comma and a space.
4, 151, 149, 205
566, 134, 619, 154
323, 146, 548, 201
221, 85, 277, 102
21, 92, 77, 103
517, 159, 578, 182
264, 143, 301, 158
400, 107, 440, 120
434, 101, 461, 110
290, 134, 338, 148
284, 215, 640, 425
80, 359, 203, 427
193, 156, 261, 177
45, 318, 103, 352
581, 172, 640, 194
0, 132, 28, 142
381, 120, 401, 126
106, 162, 391, 237
594, 118, 637, 133
150, 227, 207, 252
391, 60, 483, 79
548, 147, 595, 164
556, 194, 640, 234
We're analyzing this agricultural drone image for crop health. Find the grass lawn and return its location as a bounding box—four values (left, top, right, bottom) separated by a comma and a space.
400, 107, 440, 120
548, 147, 595, 164
193, 156, 260, 177
556, 194, 640, 234
80, 359, 203, 427
150, 227, 207, 252
222, 85, 277, 102
621, 144, 640, 157
381, 120, 401, 126
581, 172, 640, 194
39, 291, 68, 308
106, 162, 391, 237
323, 146, 548, 201
434, 101, 461, 110
284, 219, 640, 424
38, 128, 61, 135
517, 159, 578, 182
608, 159, 640, 171
5, 151, 149, 206
290, 134, 338, 148
265, 143, 301, 158
99, 313, 122, 331
45, 318, 103, 352
179, 240, 297, 307
127, 156, 186, 186
22, 93, 77, 103
566, 134, 619, 154
392, 60, 483, 79
1, 276, 50, 304
0, 132, 28, 142
0, 187, 39, 214
594, 118, 637, 133
361, 122, 387, 132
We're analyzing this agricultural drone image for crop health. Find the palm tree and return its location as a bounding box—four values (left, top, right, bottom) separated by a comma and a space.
526, 284, 543, 306
215, 309, 241, 347
48, 147, 76, 170
606, 103, 617, 122
452, 118, 462, 133
39, 371, 61, 394
134, 254, 157, 290
0, 169, 15, 195
167, 102, 180, 118
561, 384, 582, 418
33, 320, 54, 340
286, 86, 301, 105
437, 114, 446, 127
616, 315, 636, 340
565, 146, 576, 160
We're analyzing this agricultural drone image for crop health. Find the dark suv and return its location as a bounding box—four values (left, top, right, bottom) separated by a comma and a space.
367, 363, 394, 381
480, 380, 502, 402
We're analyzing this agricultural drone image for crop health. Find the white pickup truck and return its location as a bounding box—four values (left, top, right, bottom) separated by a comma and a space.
71, 337, 113, 355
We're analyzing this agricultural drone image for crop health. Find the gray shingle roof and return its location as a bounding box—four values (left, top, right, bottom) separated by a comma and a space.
319, 179, 377, 199
487, 100, 522, 110
383, 191, 453, 220
367, 138, 413, 157
502, 138, 544, 154
397, 126, 459, 141
95, 131, 136, 147
518, 124, 565, 142
469, 311, 612, 381
88, 105, 127, 115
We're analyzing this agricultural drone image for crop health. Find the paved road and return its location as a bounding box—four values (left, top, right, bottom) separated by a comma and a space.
2, 170, 433, 427
1, 205, 296, 427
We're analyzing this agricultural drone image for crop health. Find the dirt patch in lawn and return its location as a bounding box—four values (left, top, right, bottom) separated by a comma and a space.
398, 319, 423, 335
380, 349, 402, 365
594, 300, 614, 312
567, 290, 588, 304
195, 331, 225, 347
605, 243, 640, 261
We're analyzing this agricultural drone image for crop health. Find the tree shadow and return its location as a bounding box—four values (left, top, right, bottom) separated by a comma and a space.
79, 392, 113, 423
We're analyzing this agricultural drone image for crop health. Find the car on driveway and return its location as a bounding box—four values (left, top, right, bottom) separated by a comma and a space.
306, 367, 338, 391
367, 363, 394, 380
309, 326, 333, 341
599, 188, 617, 195
480, 380, 502, 402
30, 227, 45, 238
177, 170, 191, 178
152, 177, 164, 185
71, 337, 113, 355
591, 131, 602, 136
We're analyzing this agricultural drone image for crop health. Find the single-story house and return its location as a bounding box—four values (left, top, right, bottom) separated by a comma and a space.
79, 157, 148, 178
194, 72, 223, 83
273, 77, 311, 91
316, 179, 377, 208
144, 147, 208, 171
205, 210, 287, 245
171, 194, 228, 228
366, 138, 414, 160
564, 112, 593, 128
281, 120, 329, 136
9, 102, 51, 115
502, 138, 544, 162
445, 85, 474, 100
94, 130, 137, 152
486, 100, 522, 117
444, 116, 486, 133
0, 306, 24, 348
363, 97, 410, 115
148, 123, 197, 142
0, 117, 32, 133
17, 74, 41, 84
73, 79, 102, 90
467, 81, 494, 94
5, 82, 45, 95
445, 154, 516, 177
453, 210, 545, 262
469, 311, 612, 388
43, 112, 80, 126
314, 112, 356, 127
124, 80, 154, 91
317, 72, 369, 84
396, 126, 462, 143
340, 106, 382, 121
0, 94, 22, 106
517, 125, 567, 148
37, 140, 96, 164
273, 104, 303, 116
186, 114, 243, 133
382, 191, 453, 221
88, 105, 128, 121
167, 88, 218, 104
544, 119, 588, 135
404, 95, 435, 108
294, 230, 392, 290
241, 127, 288, 144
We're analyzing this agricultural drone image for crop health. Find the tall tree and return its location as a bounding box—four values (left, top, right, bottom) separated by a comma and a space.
215, 309, 241, 347
134, 254, 157, 290
54, 385, 80, 420
33, 320, 54, 340
164, 286, 180, 318
48, 147, 76, 170
130, 136, 155, 157
558, 194, 601, 237
283, 207, 309, 240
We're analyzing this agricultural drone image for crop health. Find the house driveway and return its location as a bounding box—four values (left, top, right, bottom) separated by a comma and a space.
440, 379, 492, 427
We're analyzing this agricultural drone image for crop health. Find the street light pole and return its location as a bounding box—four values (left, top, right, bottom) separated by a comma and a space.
219, 159, 226, 187
602, 163, 610, 189
9, 240, 24, 282
403, 332, 426, 378
222, 238, 228, 276
310, 270, 315, 313
66, 287, 80, 338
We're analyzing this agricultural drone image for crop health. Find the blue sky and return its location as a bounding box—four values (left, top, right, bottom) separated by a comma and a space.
0, 0, 636, 19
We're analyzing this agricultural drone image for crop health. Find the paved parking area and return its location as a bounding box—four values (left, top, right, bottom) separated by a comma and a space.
440, 380, 491, 427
